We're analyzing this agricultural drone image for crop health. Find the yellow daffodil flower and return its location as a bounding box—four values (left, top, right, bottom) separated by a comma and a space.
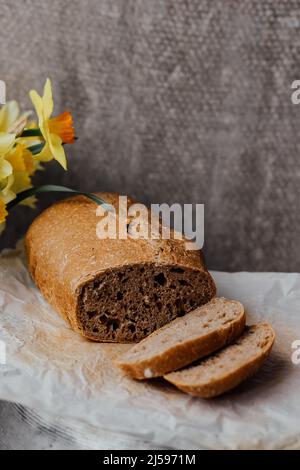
0, 133, 15, 201
0, 79, 78, 236
4, 144, 36, 207
0, 142, 36, 206
29, 79, 75, 170
6, 143, 36, 176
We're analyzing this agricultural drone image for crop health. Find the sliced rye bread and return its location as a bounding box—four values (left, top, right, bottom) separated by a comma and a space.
164, 323, 275, 398
116, 297, 245, 379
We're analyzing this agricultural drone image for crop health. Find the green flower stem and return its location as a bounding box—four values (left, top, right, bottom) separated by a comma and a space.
20, 129, 43, 137
7, 185, 112, 211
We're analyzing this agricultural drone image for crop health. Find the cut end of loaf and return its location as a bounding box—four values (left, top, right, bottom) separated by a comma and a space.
76, 263, 216, 342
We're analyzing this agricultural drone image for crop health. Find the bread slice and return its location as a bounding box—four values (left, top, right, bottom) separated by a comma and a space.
164, 323, 275, 398
25, 193, 216, 343
116, 298, 245, 379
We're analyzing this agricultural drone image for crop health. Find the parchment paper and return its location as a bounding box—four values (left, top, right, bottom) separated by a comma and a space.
0, 241, 300, 450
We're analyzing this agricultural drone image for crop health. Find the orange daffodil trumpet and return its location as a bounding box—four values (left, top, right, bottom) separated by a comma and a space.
29, 79, 75, 170
0, 79, 76, 230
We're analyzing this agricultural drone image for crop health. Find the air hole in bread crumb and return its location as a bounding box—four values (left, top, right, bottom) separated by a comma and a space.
175, 298, 185, 316
87, 310, 97, 319
170, 267, 184, 274
154, 273, 167, 286
107, 319, 119, 331
93, 281, 103, 289
128, 324, 136, 333
116, 291, 123, 300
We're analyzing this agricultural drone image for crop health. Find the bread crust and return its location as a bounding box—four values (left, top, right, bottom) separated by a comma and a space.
116, 298, 245, 379
25, 192, 216, 341
164, 323, 275, 398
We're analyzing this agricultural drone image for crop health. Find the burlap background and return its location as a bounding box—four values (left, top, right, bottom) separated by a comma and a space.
0, 0, 299, 271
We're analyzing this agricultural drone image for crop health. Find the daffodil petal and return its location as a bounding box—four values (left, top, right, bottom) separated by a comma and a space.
34, 142, 54, 163
0, 101, 20, 132
10, 171, 32, 195
43, 78, 54, 120
29, 80, 69, 171
5, 144, 33, 173
1, 174, 16, 203
5, 101, 20, 128
0, 133, 15, 155
0, 158, 13, 179
29, 90, 44, 128
49, 133, 67, 170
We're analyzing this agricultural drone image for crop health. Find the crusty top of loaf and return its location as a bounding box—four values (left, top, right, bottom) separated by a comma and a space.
25, 192, 211, 294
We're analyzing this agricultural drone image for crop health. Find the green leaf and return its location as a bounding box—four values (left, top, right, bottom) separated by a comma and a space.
7, 185, 112, 212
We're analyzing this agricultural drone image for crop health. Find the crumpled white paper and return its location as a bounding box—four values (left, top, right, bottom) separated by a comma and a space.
0, 241, 300, 450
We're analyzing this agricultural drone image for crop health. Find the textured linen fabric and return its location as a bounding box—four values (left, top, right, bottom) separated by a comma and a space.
0, 0, 299, 271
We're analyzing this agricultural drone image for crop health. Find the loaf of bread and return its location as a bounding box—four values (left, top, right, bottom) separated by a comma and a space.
25, 193, 216, 342
116, 298, 245, 378
164, 323, 275, 397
